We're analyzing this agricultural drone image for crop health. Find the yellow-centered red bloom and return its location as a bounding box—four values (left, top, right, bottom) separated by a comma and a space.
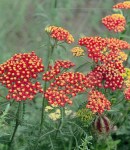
45, 26, 74, 44
43, 60, 75, 81
102, 14, 126, 32
86, 90, 111, 114
113, 1, 130, 9
78, 36, 130, 63
86, 59, 125, 90
124, 88, 130, 100
0, 52, 44, 101
44, 72, 89, 106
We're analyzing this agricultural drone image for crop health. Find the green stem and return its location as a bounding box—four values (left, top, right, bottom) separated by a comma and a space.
39, 43, 55, 132
61, 107, 65, 123
113, 98, 124, 106
55, 107, 65, 138
35, 39, 56, 150
119, 102, 130, 127
39, 96, 46, 133
8, 102, 21, 150
54, 0, 57, 8
55, 119, 62, 138
0, 94, 7, 100
75, 61, 92, 72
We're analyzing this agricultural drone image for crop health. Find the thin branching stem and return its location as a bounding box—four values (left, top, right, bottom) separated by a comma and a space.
39, 41, 56, 132
55, 107, 65, 138
7, 102, 21, 150
54, 0, 57, 8
0, 94, 7, 100
35, 39, 56, 150
75, 61, 92, 72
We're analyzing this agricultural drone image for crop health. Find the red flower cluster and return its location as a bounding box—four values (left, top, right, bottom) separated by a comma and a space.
102, 14, 126, 32
43, 60, 75, 81
86, 70, 103, 88
79, 36, 107, 62
0, 52, 44, 101
45, 72, 88, 106
45, 26, 74, 44
106, 38, 130, 50
113, 1, 130, 9
92, 61, 124, 90
78, 36, 130, 62
86, 90, 111, 114
124, 88, 130, 100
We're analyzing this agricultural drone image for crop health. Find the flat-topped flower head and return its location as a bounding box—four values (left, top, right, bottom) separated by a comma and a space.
86, 90, 111, 114
45, 72, 89, 106
45, 106, 74, 121
78, 36, 130, 63
113, 1, 130, 9
124, 88, 130, 100
86, 70, 103, 88
95, 61, 125, 90
106, 38, 130, 50
77, 108, 94, 125
102, 14, 126, 32
45, 26, 74, 44
42, 60, 75, 81
86, 60, 125, 91
0, 52, 44, 101
71, 47, 85, 56
79, 36, 107, 62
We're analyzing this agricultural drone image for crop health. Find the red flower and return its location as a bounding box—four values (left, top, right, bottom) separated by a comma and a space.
43, 60, 75, 81
45, 26, 74, 44
78, 36, 130, 63
45, 72, 88, 106
96, 61, 124, 90
113, 1, 130, 9
86, 70, 103, 88
106, 38, 130, 50
102, 14, 126, 32
86, 90, 111, 114
86, 61, 125, 91
0, 52, 44, 101
124, 87, 130, 100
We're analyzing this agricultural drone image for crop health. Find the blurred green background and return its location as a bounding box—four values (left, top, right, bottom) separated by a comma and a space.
0, 0, 123, 65
1, 1, 130, 149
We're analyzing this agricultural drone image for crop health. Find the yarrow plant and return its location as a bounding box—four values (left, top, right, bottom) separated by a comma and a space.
102, 14, 126, 32
0, 52, 44, 101
1, 1, 130, 150
113, 1, 130, 9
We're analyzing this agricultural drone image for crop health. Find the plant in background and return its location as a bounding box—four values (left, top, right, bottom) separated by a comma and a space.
0, 1, 130, 150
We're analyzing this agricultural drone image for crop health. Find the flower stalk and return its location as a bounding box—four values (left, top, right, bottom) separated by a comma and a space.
34, 38, 57, 150
8, 102, 21, 150
55, 107, 65, 138
39, 40, 56, 132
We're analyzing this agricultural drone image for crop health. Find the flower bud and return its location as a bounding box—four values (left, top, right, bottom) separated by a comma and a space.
94, 115, 112, 134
